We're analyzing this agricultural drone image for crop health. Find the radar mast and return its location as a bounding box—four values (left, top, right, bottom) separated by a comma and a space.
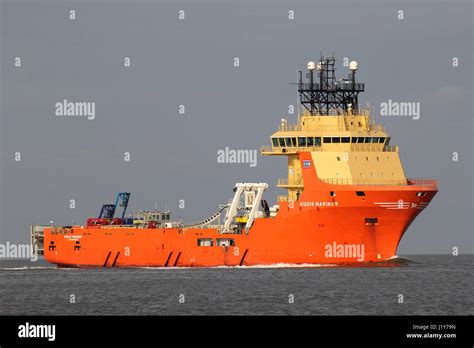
298, 53, 364, 115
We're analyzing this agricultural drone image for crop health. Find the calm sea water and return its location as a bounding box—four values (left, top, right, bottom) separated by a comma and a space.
0, 255, 472, 315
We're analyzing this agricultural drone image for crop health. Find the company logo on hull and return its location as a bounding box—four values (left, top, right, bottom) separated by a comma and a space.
303, 160, 311, 168
373, 200, 429, 210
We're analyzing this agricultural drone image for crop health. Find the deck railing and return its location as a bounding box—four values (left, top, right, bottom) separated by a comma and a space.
288, 108, 370, 116
277, 123, 385, 132
277, 195, 288, 202
350, 145, 398, 152
276, 178, 437, 187
406, 179, 438, 187
260, 144, 397, 154
320, 178, 437, 187
274, 177, 436, 189
320, 178, 408, 186
277, 179, 304, 187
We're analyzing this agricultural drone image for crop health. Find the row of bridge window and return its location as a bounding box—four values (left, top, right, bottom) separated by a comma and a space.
272, 136, 390, 147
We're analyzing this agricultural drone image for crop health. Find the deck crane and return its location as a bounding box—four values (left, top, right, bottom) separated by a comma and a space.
88, 192, 131, 226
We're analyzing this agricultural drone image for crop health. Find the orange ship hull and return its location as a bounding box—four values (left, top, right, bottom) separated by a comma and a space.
43, 153, 437, 267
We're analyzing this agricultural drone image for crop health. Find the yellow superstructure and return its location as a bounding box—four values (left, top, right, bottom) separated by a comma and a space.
261, 110, 407, 202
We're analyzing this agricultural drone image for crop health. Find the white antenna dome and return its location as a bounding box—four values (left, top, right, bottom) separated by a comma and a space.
307, 61, 316, 70
349, 60, 359, 71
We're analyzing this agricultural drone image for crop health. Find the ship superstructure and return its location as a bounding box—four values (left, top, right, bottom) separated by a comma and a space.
35, 54, 438, 267
263, 56, 406, 203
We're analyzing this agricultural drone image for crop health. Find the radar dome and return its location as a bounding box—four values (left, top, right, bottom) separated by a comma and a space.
349, 61, 359, 71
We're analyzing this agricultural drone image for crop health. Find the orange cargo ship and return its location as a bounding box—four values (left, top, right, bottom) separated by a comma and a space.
38, 55, 437, 267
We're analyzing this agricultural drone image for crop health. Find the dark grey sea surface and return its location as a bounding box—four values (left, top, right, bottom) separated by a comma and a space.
0, 255, 472, 315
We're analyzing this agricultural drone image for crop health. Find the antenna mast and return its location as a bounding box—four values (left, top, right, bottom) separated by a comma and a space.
296, 69, 300, 119
297, 53, 365, 115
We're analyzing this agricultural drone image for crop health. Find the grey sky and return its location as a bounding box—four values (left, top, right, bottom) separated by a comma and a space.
0, 0, 472, 254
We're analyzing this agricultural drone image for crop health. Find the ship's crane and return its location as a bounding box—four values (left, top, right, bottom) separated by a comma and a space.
88, 192, 131, 226
98, 192, 130, 219
222, 183, 269, 234
113, 192, 131, 219
182, 184, 271, 230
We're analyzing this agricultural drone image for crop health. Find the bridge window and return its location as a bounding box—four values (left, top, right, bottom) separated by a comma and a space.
385, 137, 391, 145
298, 137, 306, 147
197, 238, 213, 247
217, 239, 235, 247
378, 137, 385, 143
357, 137, 365, 143
315, 137, 321, 146
323, 137, 331, 144
365, 137, 373, 143
272, 138, 279, 147
332, 137, 341, 143
279, 138, 285, 147
307, 137, 314, 146
285, 138, 293, 147
291, 137, 297, 146
341, 137, 350, 143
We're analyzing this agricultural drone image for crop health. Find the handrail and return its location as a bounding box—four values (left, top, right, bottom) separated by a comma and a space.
279, 124, 302, 132
406, 179, 438, 187
277, 195, 288, 202
350, 145, 398, 152
320, 178, 437, 187
320, 178, 408, 186
276, 179, 304, 187
260, 145, 397, 154
298, 82, 365, 92
278, 123, 385, 132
